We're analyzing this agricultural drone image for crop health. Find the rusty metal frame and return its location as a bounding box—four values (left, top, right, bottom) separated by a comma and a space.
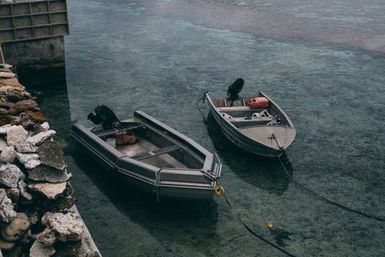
0, 0, 69, 43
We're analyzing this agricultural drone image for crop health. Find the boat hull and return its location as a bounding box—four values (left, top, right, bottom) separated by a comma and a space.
205, 93, 295, 158
71, 111, 222, 201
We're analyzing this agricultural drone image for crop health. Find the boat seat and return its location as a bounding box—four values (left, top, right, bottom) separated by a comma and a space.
132, 145, 182, 160
95, 124, 144, 138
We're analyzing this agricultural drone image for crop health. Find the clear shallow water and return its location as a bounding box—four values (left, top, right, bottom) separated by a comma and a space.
32, 0, 385, 256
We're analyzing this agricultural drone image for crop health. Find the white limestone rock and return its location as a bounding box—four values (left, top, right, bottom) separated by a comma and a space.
30, 240, 55, 257
6, 125, 28, 146
15, 142, 38, 153
0, 189, 17, 224
28, 182, 67, 200
16, 153, 41, 169
0, 138, 6, 152
0, 146, 16, 163
26, 130, 56, 146
41, 122, 50, 131
0, 124, 12, 134
0, 164, 24, 188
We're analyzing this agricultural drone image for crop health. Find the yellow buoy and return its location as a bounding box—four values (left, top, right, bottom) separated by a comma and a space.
214, 184, 225, 197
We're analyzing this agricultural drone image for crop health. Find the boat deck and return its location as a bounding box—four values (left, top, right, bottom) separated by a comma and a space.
106, 138, 187, 169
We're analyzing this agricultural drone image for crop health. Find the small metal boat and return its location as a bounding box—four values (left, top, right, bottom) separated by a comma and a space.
71, 108, 222, 200
203, 78, 296, 157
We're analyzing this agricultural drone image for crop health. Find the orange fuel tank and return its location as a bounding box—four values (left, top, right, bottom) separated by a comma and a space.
246, 97, 269, 108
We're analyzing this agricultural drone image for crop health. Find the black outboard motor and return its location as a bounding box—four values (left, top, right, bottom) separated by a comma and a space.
227, 78, 244, 106
87, 105, 121, 130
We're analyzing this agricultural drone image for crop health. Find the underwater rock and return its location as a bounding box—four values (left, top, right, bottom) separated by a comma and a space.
6, 125, 28, 146
28, 165, 71, 183
26, 130, 56, 146
16, 153, 41, 169
15, 142, 38, 153
0, 164, 23, 188
18, 180, 32, 201
38, 211, 83, 246
0, 239, 15, 250
0, 213, 30, 242
28, 182, 67, 200
38, 141, 65, 171
25, 111, 46, 123
30, 240, 55, 257
0, 146, 16, 163
0, 189, 17, 224
9, 99, 39, 115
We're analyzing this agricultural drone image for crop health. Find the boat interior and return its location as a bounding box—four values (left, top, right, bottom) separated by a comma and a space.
93, 122, 205, 170
209, 94, 288, 128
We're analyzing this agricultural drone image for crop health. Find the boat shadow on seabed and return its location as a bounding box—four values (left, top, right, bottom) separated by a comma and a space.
205, 113, 292, 196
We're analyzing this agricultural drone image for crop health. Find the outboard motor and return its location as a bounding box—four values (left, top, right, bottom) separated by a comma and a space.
227, 78, 244, 106
87, 105, 121, 130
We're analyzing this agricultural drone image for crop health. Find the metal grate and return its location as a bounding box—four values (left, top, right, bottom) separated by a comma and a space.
0, 0, 69, 43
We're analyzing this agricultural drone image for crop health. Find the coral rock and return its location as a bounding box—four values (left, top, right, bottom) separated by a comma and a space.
0, 189, 17, 224
15, 142, 38, 153
28, 182, 67, 200
38, 141, 65, 171
38, 211, 83, 246
9, 99, 39, 115
18, 180, 32, 201
6, 125, 28, 146
16, 153, 41, 169
0, 71, 16, 78
25, 110, 47, 123
30, 240, 56, 257
0, 164, 24, 188
0, 239, 15, 250
26, 130, 56, 146
0, 124, 12, 134
28, 165, 71, 183
0, 213, 30, 241
7, 188, 20, 204
41, 122, 50, 131
0, 146, 16, 163
0, 138, 7, 151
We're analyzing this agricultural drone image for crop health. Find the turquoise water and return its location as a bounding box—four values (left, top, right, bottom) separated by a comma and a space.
31, 0, 385, 256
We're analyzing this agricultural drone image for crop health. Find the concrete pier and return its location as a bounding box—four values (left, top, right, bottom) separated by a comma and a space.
0, 0, 69, 69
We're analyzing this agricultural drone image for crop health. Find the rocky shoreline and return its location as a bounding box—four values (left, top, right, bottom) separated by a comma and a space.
0, 64, 101, 257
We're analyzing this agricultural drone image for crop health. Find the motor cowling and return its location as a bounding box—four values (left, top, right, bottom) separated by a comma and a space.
227, 78, 244, 102
87, 105, 120, 130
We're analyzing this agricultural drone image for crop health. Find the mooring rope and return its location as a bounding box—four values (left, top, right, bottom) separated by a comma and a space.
276, 150, 385, 222
195, 91, 208, 123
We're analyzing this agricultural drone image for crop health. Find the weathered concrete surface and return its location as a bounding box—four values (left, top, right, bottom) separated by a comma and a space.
2, 37, 65, 68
